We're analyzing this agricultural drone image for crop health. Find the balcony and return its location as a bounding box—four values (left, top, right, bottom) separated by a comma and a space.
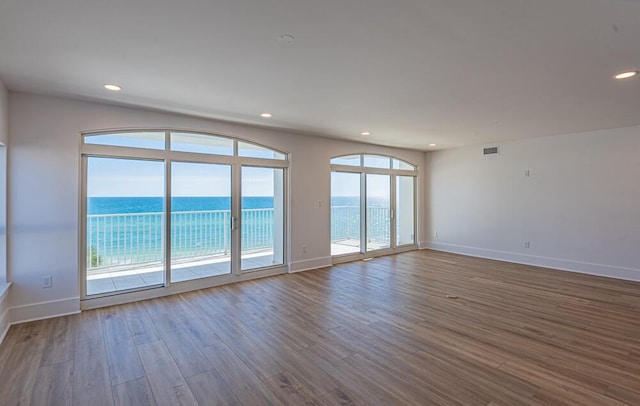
86, 206, 392, 295
86, 208, 278, 295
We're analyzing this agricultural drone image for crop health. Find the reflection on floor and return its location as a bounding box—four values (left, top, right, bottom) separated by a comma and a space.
86, 251, 277, 296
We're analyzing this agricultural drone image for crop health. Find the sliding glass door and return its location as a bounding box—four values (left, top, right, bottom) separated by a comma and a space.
396, 176, 415, 246
330, 154, 417, 259
82, 131, 288, 299
86, 157, 165, 296
330, 172, 361, 255
170, 162, 232, 283
241, 166, 285, 271
366, 174, 391, 251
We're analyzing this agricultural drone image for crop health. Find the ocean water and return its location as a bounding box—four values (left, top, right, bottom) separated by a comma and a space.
89, 196, 371, 215
88, 196, 274, 215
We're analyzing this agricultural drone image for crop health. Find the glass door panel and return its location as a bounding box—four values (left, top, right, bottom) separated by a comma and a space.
170, 162, 232, 282
396, 176, 415, 246
331, 172, 362, 255
241, 167, 284, 271
366, 174, 391, 251
86, 157, 165, 296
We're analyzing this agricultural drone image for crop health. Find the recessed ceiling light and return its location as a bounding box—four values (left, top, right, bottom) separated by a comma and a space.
429, 143, 437, 147
260, 113, 272, 118
104, 84, 122, 91
361, 131, 371, 136
613, 71, 639, 80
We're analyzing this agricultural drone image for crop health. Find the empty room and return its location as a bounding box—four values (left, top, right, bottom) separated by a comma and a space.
0, 0, 639, 405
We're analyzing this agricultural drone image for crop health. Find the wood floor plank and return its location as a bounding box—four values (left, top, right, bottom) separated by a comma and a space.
320, 386, 365, 406
31, 360, 74, 406
100, 308, 146, 386
170, 294, 224, 348
0, 322, 47, 405
200, 341, 284, 405
75, 307, 104, 343
1, 250, 640, 405
499, 359, 627, 406
263, 371, 327, 405
112, 377, 157, 406
343, 351, 461, 406
73, 330, 114, 406
140, 299, 212, 379
137, 340, 198, 406
40, 315, 77, 366
299, 343, 412, 405
186, 369, 239, 406
121, 301, 160, 346
407, 348, 539, 405
240, 321, 342, 397
200, 315, 284, 381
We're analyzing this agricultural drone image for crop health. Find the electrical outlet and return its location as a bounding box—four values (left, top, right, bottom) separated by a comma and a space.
302, 245, 308, 254
524, 241, 530, 249
434, 231, 439, 238
42, 275, 52, 289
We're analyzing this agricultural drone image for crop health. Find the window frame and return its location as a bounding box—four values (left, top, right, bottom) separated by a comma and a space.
330, 153, 418, 263
79, 129, 289, 306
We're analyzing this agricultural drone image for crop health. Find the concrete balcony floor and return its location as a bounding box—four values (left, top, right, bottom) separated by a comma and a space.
86, 250, 277, 296
331, 239, 389, 256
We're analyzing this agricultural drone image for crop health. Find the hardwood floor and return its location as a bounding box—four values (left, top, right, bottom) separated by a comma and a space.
1, 250, 639, 405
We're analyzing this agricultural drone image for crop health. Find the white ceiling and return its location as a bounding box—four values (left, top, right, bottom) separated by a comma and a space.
1, 0, 639, 150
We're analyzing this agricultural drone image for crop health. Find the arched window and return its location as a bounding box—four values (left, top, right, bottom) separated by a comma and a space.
330, 154, 417, 260
81, 130, 288, 301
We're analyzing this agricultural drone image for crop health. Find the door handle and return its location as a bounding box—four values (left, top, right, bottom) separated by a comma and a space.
231, 216, 238, 230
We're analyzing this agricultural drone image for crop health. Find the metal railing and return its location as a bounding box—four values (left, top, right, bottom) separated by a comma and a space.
330, 206, 391, 244
87, 206, 391, 271
87, 208, 274, 271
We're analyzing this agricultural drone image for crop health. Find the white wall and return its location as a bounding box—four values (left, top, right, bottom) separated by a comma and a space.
0, 80, 8, 342
424, 125, 640, 281
0, 80, 8, 283
0, 80, 7, 145
8, 92, 425, 322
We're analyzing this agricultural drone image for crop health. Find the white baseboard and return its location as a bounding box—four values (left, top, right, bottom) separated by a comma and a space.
0, 283, 11, 345
0, 282, 10, 302
10, 296, 80, 324
289, 256, 332, 273
418, 241, 430, 250
0, 307, 9, 345
424, 241, 640, 282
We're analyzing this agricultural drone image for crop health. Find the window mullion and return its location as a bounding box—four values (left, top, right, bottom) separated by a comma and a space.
164, 131, 172, 287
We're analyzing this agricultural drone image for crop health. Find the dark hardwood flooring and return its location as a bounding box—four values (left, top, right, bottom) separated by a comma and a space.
1, 250, 639, 405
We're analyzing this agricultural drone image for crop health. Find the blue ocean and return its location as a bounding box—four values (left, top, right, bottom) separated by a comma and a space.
89, 196, 366, 215
88, 196, 274, 215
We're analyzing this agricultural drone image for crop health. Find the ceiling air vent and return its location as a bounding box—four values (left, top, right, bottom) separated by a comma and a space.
483, 146, 499, 155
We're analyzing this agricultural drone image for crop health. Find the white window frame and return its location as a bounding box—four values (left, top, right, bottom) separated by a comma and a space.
79, 129, 289, 309
330, 154, 418, 264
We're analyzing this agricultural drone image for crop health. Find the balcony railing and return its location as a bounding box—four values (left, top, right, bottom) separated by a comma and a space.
330, 206, 391, 243
87, 208, 274, 271
86, 206, 391, 271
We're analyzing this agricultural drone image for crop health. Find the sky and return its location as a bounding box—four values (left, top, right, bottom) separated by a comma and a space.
87, 158, 277, 197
